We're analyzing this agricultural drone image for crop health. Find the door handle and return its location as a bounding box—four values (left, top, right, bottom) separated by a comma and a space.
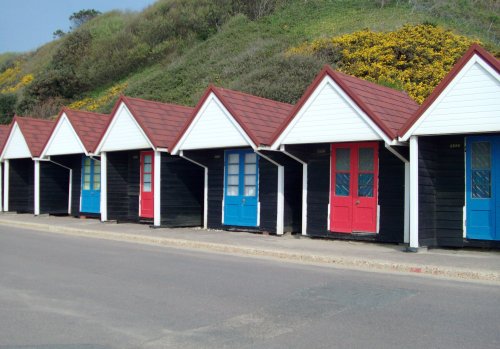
242, 198, 246, 204
355, 200, 360, 205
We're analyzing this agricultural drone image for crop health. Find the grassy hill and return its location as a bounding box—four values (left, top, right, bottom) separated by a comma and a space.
0, 0, 498, 123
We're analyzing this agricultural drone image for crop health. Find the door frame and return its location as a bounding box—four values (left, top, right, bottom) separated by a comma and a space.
222, 149, 259, 227
329, 141, 379, 234
139, 150, 155, 218
80, 156, 101, 214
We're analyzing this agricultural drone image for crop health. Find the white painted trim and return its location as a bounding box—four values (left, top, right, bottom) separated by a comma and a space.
404, 162, 410, 244
327, 146, 332, 231
179, 150, 208, 229
463, 138, 467, 238
409, 136, 419, 249
0, 122, 31, 161
401, 54, 500, 141
172, 93, 257, 154
3, 160, 9, 211
40, 113, 88, 158
255, 151, 284, 235
376, 205, 380, 234
280, 145, 308, 236
153, 151, 161, 227
271, 75, 392, 149
0, 163, 2, 212
100, 152, 108, 221
94, 102, 155, 154
34, 160, 40, 215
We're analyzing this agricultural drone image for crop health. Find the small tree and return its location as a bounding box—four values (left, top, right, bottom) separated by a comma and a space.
69, 9, 101, 30
53, 29, 66, 39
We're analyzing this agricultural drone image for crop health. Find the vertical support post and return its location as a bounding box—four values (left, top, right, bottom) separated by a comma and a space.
34, 160, 40, 215
404, 162, 410, 243
100, 152, 107, 222
0, 162, 3, 212
3, 160, 9, 212
409, 136, 419, 251
68, 169, 72, 215
277, 165, 285, 235
153, 150, 161, 227
302, 163, 308, 236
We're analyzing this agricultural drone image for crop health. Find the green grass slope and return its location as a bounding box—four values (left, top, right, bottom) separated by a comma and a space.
0, 0, 498, 121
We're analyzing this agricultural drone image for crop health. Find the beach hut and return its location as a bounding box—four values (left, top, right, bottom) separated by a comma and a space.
0, 116, 54, 214
94, 95, 203, 227
39, 108, 109, 216
172, 86, 301, 235
400, 44, 500, 249
271, 66, 419, 243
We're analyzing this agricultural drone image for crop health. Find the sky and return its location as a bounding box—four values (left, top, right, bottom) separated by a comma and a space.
0, 0, 157, 53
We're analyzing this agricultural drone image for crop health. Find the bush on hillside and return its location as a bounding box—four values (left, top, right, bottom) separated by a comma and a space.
288, 24, 477, 103
0, 93, 17, 123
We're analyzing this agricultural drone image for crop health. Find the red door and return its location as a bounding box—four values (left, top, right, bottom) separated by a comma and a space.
140, 151, 154, 218
330, 142, 378, 233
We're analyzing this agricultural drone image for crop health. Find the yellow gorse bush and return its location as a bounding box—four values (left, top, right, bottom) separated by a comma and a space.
0, 61, 34, 93
68, 82, 128, 111
287, 24, 478, 103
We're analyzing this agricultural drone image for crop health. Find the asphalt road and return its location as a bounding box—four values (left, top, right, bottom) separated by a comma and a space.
0, 226, 499, 349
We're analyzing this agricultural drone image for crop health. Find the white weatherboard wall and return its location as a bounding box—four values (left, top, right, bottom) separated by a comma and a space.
99, 104, 151, 152
278, 77, 381, 145
44, 115, 86, 156
409, 57, 500, 137
2, 124, 31, 159
178, 94, 251, 150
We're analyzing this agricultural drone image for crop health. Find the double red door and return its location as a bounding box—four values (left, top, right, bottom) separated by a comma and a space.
140, 151, 154, 218
330, 142, 378, 233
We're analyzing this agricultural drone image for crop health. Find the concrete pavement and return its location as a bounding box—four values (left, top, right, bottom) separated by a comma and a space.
0, 213, 499, 283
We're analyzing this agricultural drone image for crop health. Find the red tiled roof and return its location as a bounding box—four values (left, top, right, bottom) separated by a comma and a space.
173, 85, 294, 149
270, 65, 419, 144
0, 124, 9, 154
104, 95, 194, 151
62, 108, 110, 153
15, 116, 55, 157
399, 44, 500, 138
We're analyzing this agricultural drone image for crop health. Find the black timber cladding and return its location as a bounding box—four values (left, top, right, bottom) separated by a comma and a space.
50, 155, 83, 217
286, 142, 406, 242
160, 153, 204, 227
184, 148, 294, 233
106, 150, 140, 222
418, 136, 465, 247
39, 161, 70, 215
8, 158, 34, 213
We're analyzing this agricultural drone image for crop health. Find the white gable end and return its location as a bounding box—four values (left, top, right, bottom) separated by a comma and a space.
99, 103, 151, 152
44, 115, 86, 156
178, 95, 251, 150
412, 56, 500, 136
279, 77, 381, 146
2, 124, 31, 159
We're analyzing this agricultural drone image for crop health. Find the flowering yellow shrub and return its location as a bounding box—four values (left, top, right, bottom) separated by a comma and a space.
68, 82, 128, 111
287, 25, 478, 103
1, 73, 34, 93
0, 62, 34, 93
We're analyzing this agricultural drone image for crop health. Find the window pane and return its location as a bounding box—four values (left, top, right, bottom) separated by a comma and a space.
472, 142, 491, 169
472, 170, 491, 198
335, 173, 350, 196
83, 174, 91, 190
227, 175, 239, 185
143, 183, 151, 192
93, 162, 101, 175
144, 164, 152, 173
335, 148, 350, 171
93, 181, 101, 191
245, 153, 256, 164
245, 186, 256, 196
359, 148, 374, 171
228, 153, 239, 164
244, 175, 256, 185
228, 164, 239, 175
143, 174, 151, 184
358, 173, 374, 197
245, 164, 256, 175
227, 186, 238, 196
144, 155, 152, 164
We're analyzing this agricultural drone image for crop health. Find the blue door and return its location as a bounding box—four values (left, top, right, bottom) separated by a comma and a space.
81, 156, 101, 214
466, 136, 500, 241
224, 150, 258, 227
